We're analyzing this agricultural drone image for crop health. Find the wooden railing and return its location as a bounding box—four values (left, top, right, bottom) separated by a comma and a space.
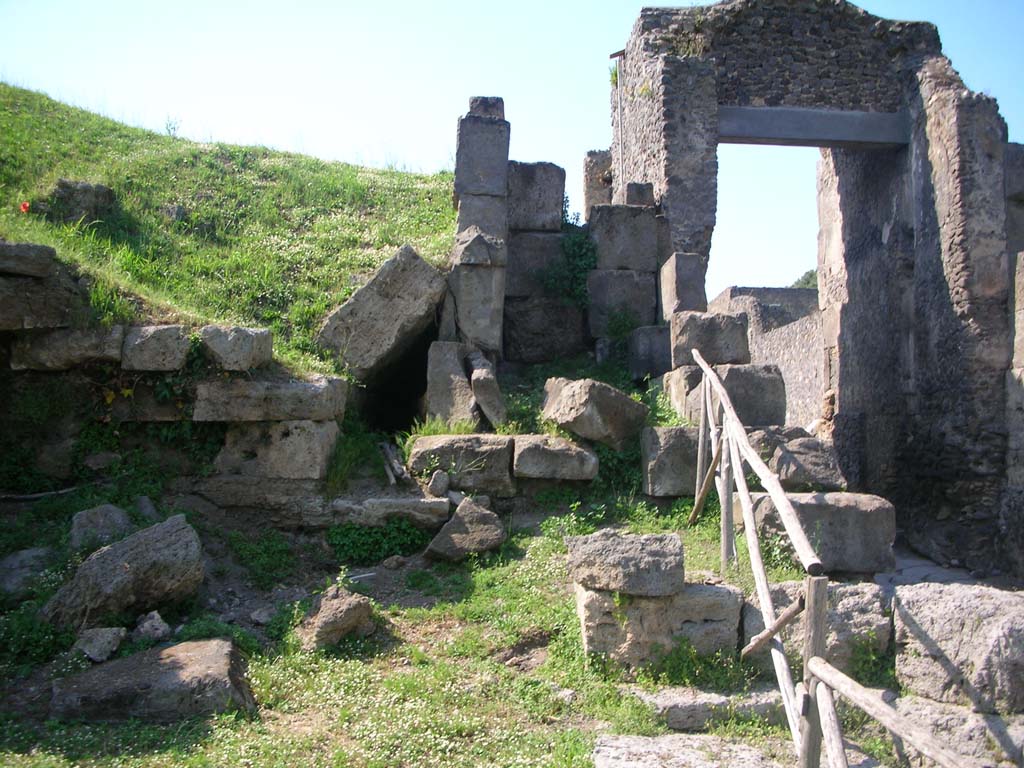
688, 350, 968, 768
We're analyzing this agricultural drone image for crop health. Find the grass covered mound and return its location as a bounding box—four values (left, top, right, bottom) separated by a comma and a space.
0, 82, 455, 372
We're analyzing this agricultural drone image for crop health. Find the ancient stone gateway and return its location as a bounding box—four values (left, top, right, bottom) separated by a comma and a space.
603, 0, 1023, 577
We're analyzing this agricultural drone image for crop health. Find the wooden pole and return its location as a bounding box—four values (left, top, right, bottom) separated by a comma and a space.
815, 681, 849, 768
688, 433, 723, 526
799, 575, 828, 768
720, 431, 735, 576
741, 594, 805, 659
695, 376, 708, 498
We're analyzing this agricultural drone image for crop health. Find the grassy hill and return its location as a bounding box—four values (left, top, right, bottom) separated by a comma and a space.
0, 83, 455, 372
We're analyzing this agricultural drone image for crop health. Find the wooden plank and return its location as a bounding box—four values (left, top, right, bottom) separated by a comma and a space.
688, 433, 723, 525
695, 376, 708, 498
807, 657, 970, 768
815, 681, 850, 768
741, 594, 805, 658
799, 576, 829, 768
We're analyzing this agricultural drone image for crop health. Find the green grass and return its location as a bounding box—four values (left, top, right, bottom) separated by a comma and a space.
0, 82, 455, 373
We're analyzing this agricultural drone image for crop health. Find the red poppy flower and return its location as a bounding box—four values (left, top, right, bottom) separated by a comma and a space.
19, 201, 30, 213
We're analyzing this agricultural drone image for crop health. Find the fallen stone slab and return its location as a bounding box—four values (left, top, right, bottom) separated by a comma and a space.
407, 434, 515, 497
316, 245, 446, 382
466, 349, 506, 427
541, 377, 648, 451
670, 311, 750, 367
335, 496, 452, 529
214, 420, 339, 480
424, 341, 479, 426
770, 437, 846, 491
0, 546, 55, 600
426, 498, 506, 561
42, 515, 204, 631
200, 325, 272, 370
192, 375, 347, 421
503, 296, 587, 363
10, 326, 124, 370
642, 426, 700, 498
629, 683, 785, 732
893, 694, 1024, 767
505, 231, 564, 298
0, 274, 79, 330
513, 435, 598, 481
296, 585, 375, 652
566, 529, 684, 597
587, 269, 657, 338
0, 241, 57, 277
454, 114, 510, 201
121, 325, 190, 371
589, 205, 659, 272
50, 639, 256, 722
628, 326, 673, 381
660, 253, 708, 319
72, 627, 127, 663
507, 161, 565, 232
894, 582, 1024, 714
69, 503, 135, 552
593, 734, 785, 768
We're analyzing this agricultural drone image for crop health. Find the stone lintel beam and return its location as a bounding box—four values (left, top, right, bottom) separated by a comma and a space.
718, 106, 910, 148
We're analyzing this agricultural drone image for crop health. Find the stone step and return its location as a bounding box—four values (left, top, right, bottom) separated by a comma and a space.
593, 734, 785, 768
628, 684, 785, 732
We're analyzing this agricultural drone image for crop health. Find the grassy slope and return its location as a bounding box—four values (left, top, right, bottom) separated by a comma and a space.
0, 83, 455, 372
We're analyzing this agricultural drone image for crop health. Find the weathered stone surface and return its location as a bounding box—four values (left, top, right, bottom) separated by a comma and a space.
566, 529, 684, 597
448, 232, 506, 354
451, 226, 507, 267
743, 581, 892, 674
503, 296, 587, 363
541, 377, 648, 451
456, 194, 506, 238
407, 435, 515, 497
468, 96, 504, 119
0, 274, 78, 330
623, 182, 656, 207
50, 639, 256, 722
109, 383, 186, 422
0, 241, 57, 277
587, 269, 657, 338
642, 427, 699, 498
200, 325, 272, 370
683, 364, 786, 427
132, 611, 171, 643
770, 437, 846, 490
660, 253, 708, 319
72, 627, 127, 663
350, 497, 453, 529
317, 246, 446, 381
589, 205, 658, 271
894, 695, 1024, 767
296, 586, 375, 652
69, 504, 135, 552
10, 326, 124, 370
894, 583, 1024, 713
193, 376, 346, 422
630, 684, 785, 732
513, 435, 598, 480
454, 115, 511, 200
742, 492, 895, 574
628, 325, 672, 381
0, 546, 54, 599
505, 231, 563, 298
42, 515, 204, 631
426, 498, 506, 561
466, 349, 506, 427
661, 366, 703, 419
424, 341, 478, 426
576, 582, 742, 666
593, 734, 785, 768
670, 311, 750, 367
121, 326, 189, 371
583, 150, 613, 220
214, 420, 339, 480
43, 179, 115, 224
426, 470, 449, 498
187, 477, 326, 526
507, 161, 565, 232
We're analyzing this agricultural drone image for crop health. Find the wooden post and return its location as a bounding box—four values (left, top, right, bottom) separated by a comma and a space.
720, 433, 735, 576
815, 681, 849, 768
695, 376, 708, 498
688, 433, 723, 526
799, 575, 828, 768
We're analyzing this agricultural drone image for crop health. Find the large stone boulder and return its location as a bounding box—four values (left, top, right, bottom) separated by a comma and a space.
50, 639, 256, 722
513, 435, 598, 480
407, 435, 515, 497
192, 376, 347, 421
670, 311, 750, 367
0, 241, 56, 277
894, 583, 1024, 713
316, 246, 446, 381
199, 325, 272, 370
660, 252, 708, 319
0, 546, 55, 600
213, 420, 339, 480
121, 325, 190, 371
295, 585, 375, 652
426, 498, 506, 561
42, 515, 204, 631
541, 377, 648, 451
507, 161, 564, 232
587, 270, 657, 338
505, 232, 564, 297
769, 437, 846, 491
565, 529, 684, 597
628, 326, 673, 381
503, 296, 587, 363
642, 427, 700, 498
69, 503, 135, 552
10, 326, 124, 370
589, 205, 659, 272
424, 341, 479, 426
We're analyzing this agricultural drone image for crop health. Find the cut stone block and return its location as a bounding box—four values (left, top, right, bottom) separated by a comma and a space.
507, 161, 565, 232
407, 434, 515, 497
513, 435, 598, 480
448, 228, 506, 354
587, 270, 657, 338
576, 582, 742, 667
589, 205, 658, 271
0, 275, 78, 330
468, 96, 504, 119
316, 246, 446, 382
660, 252, 708, 319
683, 364, 786, 427
630, 684, 785, 732
895, 583, 1024, 713
10, 326, 123, 370
593, 734, 785, 768
121, 325, 189, 371
661, 366, 703, 420
893, 695, 1024, 767
186, 477, 326, 524
466, 349, 506, 427
69, 503, 135, 552
214, 420, 339, 480
542, 377, 648, 451
670, 311, 749, 367
354, 497, 452, 529
296, 586, 375, 651
192, 376, 347, 421
506, 231, 563, 298
454, 114, 511, 201
200, 325, 272, 370
451, 226, 507, 267
628, 325, 672, 381
503, 296, 587, 363
425, 341, 478, 426
642, 426, 700, 498
583, 150, 613, 220
456, 194, 507, 238
769, 437, 846, 490
566, 529, 684, 597
426, 498, 506, 561
0, 241, 57, 277
623, 182, 656, 207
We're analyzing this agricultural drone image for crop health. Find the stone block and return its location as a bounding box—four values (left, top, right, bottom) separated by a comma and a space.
193, 376, 347, 422
317, 246, 446, 382
513, 435, 598, 480
200, 325, 272, 370
506, 231, 563, 298
214, 420, 339, 480
503, 296, 587, 363
683, 364, 786, 427
660, 253, 708, 319
468, 96, 504, 119
661, 366, 703, 420
121, 325, 189, 371
586, 269, 657, 338
566, 529, 684, 596
454, 115, 510, 201
426, 498, 506, 561
0, 275, 77, 330
589, 205, 659, 271
466, 349, 506, 427
450, 226, 507, 267
10, 326, 123, 370
895, 583, 1024, 713
642, 426, 700, 498
542, 377, 648, 451
456, 194, 507, 238
631, 684, 785, 732
628, 325, 672, 381
185, 477, 326, 525
69, 504, 135, 552
355, 497, 452, 529
769, 437, 846, 490
593, 734, 787, 768
296, 586, 374, 651
407, 434, 515, 497
624, 182, 655, 207
583, 150, 613, 220
449, 228, 506, 354
507, 161, 565, 232
0, 241, 56, 277
893, 695, 1024, 767
425, 341, 478, 426
670, 311, 749, 367
73, 627, 127, 663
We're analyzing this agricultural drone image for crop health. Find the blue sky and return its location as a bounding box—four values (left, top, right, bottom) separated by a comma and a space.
2, 0, 1021, 298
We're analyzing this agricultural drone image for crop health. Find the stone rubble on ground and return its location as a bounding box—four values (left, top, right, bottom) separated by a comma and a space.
72, 627, 127, 663
425, 497, 506, 561
296, 585, 375, 652
541, 377, 648, 451
68, 503, 135, 552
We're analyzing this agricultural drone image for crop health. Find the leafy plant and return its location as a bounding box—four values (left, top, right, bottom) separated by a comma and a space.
399, 415, 477, 462
540, 224, 596, 309
791, 268, 817, 289
0, 599, 75, 675
326, 412, 387, 495
637, 637, 757, 691
226, 530, 296, 590
849, 631, 898, 691
326, 518, 432, 566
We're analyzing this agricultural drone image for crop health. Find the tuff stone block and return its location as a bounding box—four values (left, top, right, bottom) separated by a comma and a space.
513, 435, 598, 481
683, 364, 786, 427
0, 275, 78, 330
628, 325, 672, 381
623, 182, 656, 207
583, 150, 613, 220
661, 366, 703, 420
456, 194, 507, 238
424, 341, 478, 426
454, 115, 511, 201
213, 420, 340, 480
669, 311, 750, 367
0, 241, 56, 277
449, 227, 506, 354
503, 296, 587, 363
426, 498, 506, 561
586, 269, 657, 338
642, 426, 700, 498
660, 253, 708, 319
193, 376, 347, 422
506, 231, 563, 298
10, 326, 123, 370
121, 326, 189, 371
566, 529, 684, 596
542, 377, 648, 451
507, 161, 565, 232
589, 205, 659, 271
199, 325, 272, 371
407, 435, 515, 497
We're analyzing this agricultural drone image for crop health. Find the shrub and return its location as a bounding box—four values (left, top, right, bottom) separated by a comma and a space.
326, 518, 433, 566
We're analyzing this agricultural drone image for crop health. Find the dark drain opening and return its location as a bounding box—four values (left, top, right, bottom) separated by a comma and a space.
358, 321, 437, 434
